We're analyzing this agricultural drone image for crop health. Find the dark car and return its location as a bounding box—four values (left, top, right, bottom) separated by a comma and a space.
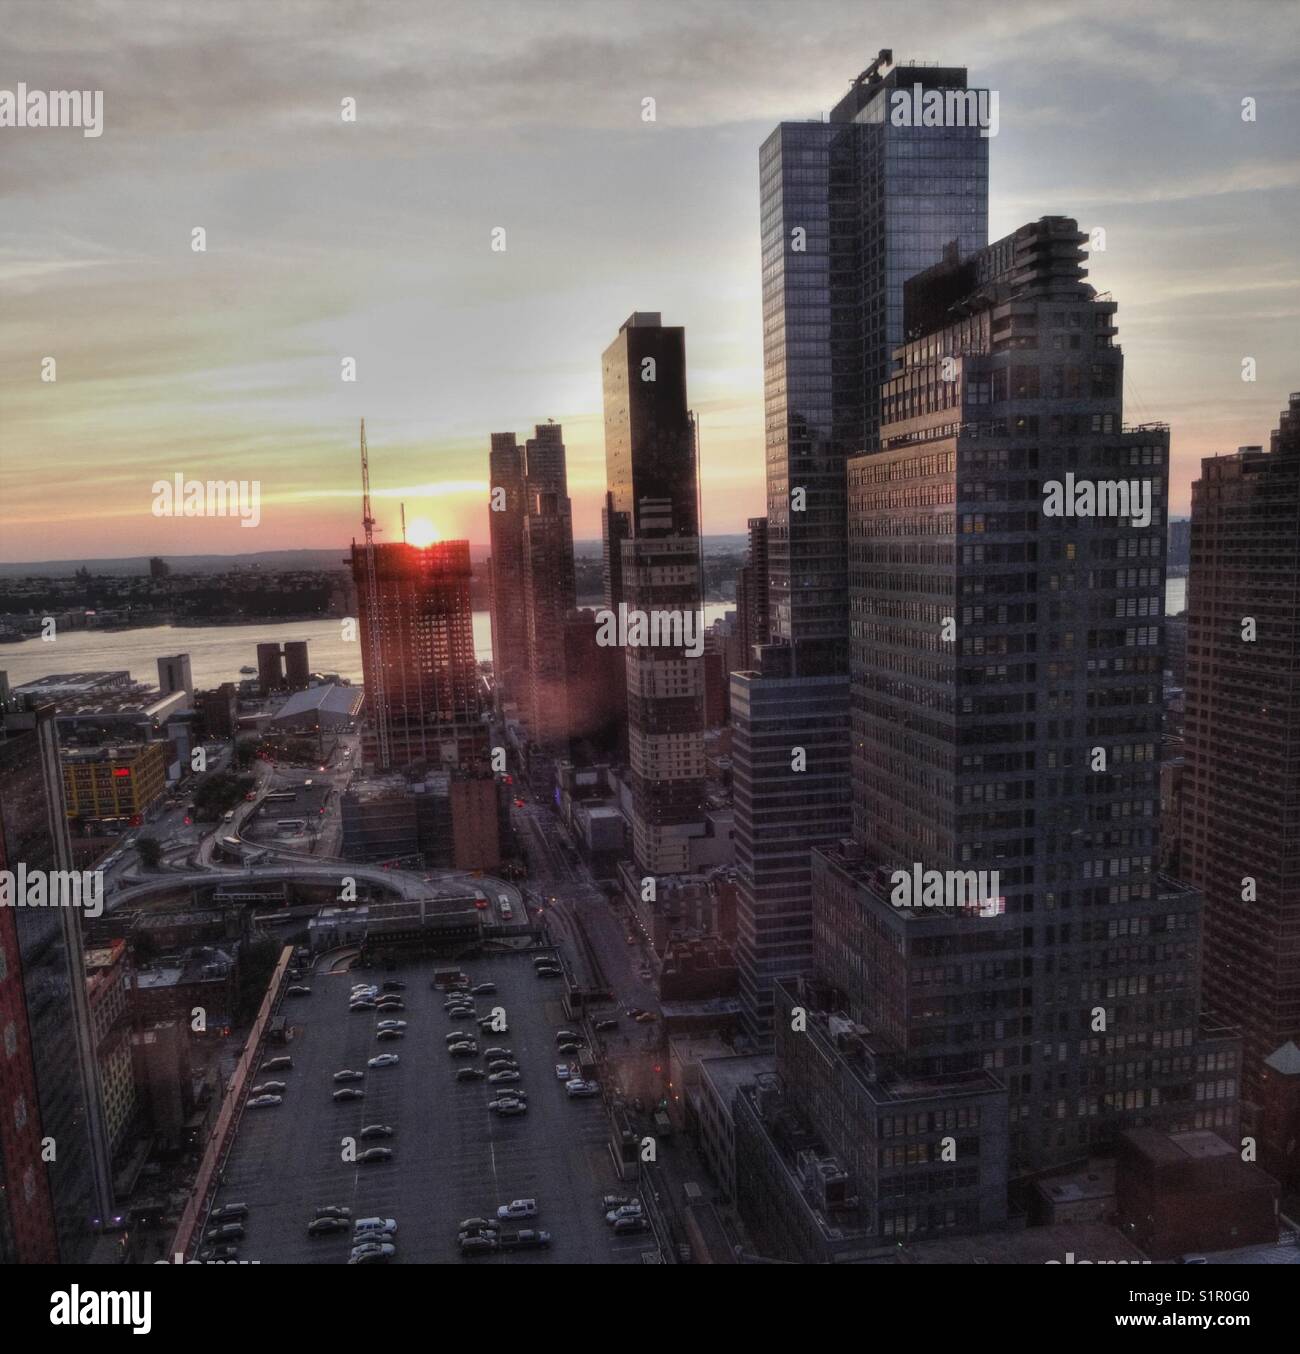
471, 982, 497, 995
359, 1124, 393, 1140
198, 1245, 240, 1261
333, 1087, 364, 1102
459, 1235, 499, 1257
333, 1069, 364, 1083
381, 980, 406, 992
286, 985, 312, 996
205, 1222, 245, 1242
455, 1067, 487, 1082
358, 1146, 393, 1164
499, 1228, 551, 1250
376, 1028, 404, 1041
210, 1203, 249, 1221
308, 1216, 349, 1236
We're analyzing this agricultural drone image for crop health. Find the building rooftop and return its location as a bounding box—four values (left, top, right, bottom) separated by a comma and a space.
271, 682, 364, 724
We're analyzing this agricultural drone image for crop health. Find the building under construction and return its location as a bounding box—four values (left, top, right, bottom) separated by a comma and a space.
349, 539, 485, 772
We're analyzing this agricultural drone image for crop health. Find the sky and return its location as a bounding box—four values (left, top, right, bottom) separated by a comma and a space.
1, 0, 1297, 562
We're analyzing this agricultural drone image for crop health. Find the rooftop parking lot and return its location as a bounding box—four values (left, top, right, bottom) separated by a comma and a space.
205, 951, 655, 1264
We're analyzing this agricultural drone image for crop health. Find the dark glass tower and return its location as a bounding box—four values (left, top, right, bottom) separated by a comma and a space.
488, 432, 528, 711
601, 313, 705, 878
759, 52, 989, 675
1182, 393, 1300, 1167
735, 53, 990, 1041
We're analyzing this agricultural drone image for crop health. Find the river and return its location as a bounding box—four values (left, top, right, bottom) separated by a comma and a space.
0, 584, 1188, 690
0, 605, 739, 690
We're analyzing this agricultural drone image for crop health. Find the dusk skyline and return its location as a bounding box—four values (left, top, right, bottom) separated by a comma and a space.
4, 0, 1298, 561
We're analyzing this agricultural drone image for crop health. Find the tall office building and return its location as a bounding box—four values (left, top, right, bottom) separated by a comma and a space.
349, 540, 485, 771
283, 640, 311, 691
1182, 392, 1300, 1176
813, 217, 1234, 1183
735, 517, 770, 670
521, 424, 577, 782
156, 653, 192, 700
0, 704, 113, 1262
733, 52, 990, 1040
601, 313, 706, 879
488, 432, 529, 711
256, 641, 283, 695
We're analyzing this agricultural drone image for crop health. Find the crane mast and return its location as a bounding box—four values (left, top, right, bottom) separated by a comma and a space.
360, 418, 391, 770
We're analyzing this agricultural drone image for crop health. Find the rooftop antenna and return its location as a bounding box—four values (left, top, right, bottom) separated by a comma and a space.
359, 418, 391, 771
401, 502, 407, 544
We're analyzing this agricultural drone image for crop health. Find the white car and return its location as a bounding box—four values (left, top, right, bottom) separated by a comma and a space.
566, 1079, 600, 1098
248, 1094, 283, 1108
368, 1054, 400, 1069
554, 1063, 572, 1081
376, 1019, 407, 1031
354, 1217, 397, 1234
496, 1199, 538, 1220
488, 1070, 520, 1084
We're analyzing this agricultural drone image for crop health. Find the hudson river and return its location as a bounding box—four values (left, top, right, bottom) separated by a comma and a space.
0, 605, 738, 689
0, 584, 1186, 690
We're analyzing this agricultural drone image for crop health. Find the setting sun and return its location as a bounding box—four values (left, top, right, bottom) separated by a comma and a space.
406, 516, 440, 547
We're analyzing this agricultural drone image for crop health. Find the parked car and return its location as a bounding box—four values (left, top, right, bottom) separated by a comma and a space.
555, 1030, 580, 1043
449, 1042, 479, 1057
457, 1218, 495, 1233
248, 1094, 283, 1108
489, 1099, 527, 1116
308, 1216, 349, 1236
354, 1217, 397, 1234
358, 1146, 393, 1164
376, 1028, 404, 1041
210, 1203, 248, 1221
594, 1019, 618, 1032
482, 1047, 513, 1060
445, 1031, 473, 1044
358, 1124, 393, 1140
367, 1054, 399, 1069
261, 1056, 293, 1071
376, 1019, 407, 1030
606, 1203, 643, 1224
348, 1243, 396, 1264
198, 1245, 240, 1261
312, 1206, 351, 1220
333, 1069, 364, 1083
381, 980, 406, 992
557, 1041, 581, 1055
333, 1087, 364, 1102
349, 1000, 376, 1011
602, 1194, 634, 1209
471, 982, 497, 995
455, 1067, 487, 1082
499, 1228, 550, 1250
249, 1081, 286, 1095
488, 1070, 521, 1084
566, 1080, 599, 1098
487, 1059, 518, 1073
459, 1235, 499, 1256
205, 1223, 245, 1242
286, 985, 312, 996
496, 1199, 538, 1220
612, 1215, 648, 1235
555, 1063, 573, 1080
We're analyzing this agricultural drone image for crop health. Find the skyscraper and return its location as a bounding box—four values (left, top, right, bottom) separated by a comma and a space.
1182, 392, 1300, 1175
601, 313, 706, 880
488, 432, 529, 711
350, 540, 484, 771
0, 704, 113, 1262
520, 424, 577, 785
815, 217, 1234, 1179
734, 53, 990, 1040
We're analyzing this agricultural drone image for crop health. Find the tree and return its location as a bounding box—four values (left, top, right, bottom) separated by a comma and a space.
136, 835, 163, 869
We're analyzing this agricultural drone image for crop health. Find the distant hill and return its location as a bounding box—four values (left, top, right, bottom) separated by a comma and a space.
0, 536, 750, 577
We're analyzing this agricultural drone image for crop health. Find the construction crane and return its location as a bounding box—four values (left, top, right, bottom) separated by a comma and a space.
359, 418, 391, 771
